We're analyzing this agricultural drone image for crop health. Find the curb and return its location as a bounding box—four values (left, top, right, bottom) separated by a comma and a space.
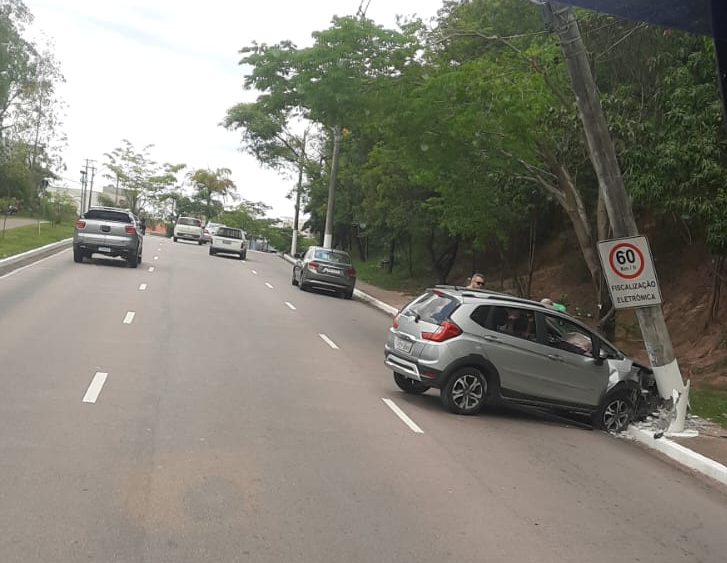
281, 253, 399, 317
627, 425, 727, 487
0, 238, 73, 274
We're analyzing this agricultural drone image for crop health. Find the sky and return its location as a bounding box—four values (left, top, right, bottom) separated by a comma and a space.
24, 0, 445, 218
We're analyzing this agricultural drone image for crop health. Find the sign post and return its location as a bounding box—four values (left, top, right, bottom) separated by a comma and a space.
597, 236, 662, 309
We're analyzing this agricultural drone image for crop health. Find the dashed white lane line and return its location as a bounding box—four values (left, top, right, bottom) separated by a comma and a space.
0, 248, 71, 280
139, 283, 147, 291
382, 398, 424, 434
319, 334, 339, 350
148, 266, 155, 272
82, 372, 108, 404
285, 302, 296, 310
265, 282, 274, 289
123, 311, 136, 324
251, 270, 258, 275
153, 256, 159, 261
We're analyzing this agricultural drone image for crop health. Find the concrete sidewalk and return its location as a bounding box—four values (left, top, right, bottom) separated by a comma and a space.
2, 217, 50, 230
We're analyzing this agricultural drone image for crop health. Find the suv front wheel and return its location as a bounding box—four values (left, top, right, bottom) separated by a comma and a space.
441, 367, 488, 415
594, 390, 635, 433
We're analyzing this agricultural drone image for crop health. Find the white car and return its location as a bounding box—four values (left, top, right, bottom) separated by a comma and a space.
173, 217, 203, 244
209, 227, 247, 260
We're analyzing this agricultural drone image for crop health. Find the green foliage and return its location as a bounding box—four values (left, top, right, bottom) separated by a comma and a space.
690, 387, 727, 429
0, 220, 74, 258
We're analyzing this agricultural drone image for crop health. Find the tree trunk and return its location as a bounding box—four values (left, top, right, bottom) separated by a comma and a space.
708, 255, 725, 323
387, 237, 396, 274
427, 229, 460, 284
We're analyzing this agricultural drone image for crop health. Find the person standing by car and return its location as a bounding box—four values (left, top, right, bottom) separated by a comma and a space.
466, 273, 486, 289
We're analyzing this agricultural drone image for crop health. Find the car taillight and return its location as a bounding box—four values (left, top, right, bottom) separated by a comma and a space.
347, 267, 357, 278
393, 313, 400, 329
422, 321, 462, 342
125, 225, 136, 234
308, 260, 320, 271
76, 220, 86, 229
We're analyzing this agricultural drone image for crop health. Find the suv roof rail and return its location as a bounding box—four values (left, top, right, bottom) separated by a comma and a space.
433, 285, 550, 309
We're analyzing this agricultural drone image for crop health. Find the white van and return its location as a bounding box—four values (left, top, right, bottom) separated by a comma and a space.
173, 217, 203, 244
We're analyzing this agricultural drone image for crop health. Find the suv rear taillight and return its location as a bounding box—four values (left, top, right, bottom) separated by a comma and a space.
308, 260, 320, 271
347, 267, 357, 278
422, 321, 462, 342
125, 225, 137, 234
393, 312, 401, 329
76, 220, 86, 229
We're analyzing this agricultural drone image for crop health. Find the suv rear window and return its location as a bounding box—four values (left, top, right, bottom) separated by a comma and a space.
406, 291, 459, 325
84, 209, 131, 223
177, 217, 201, 226
216, 227, 242, 239
313, 249, 351, 264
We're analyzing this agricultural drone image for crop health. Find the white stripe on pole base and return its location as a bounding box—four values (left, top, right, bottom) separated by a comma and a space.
382, 398, 424, 433
319, 334, 339, 350
82, 372, 108, 403
123, 311, 135, 324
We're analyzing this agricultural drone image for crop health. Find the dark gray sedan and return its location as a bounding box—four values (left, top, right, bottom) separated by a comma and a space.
292, 246, 356, 299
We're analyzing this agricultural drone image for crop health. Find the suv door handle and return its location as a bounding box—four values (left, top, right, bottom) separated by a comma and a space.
547, 354, 564, 362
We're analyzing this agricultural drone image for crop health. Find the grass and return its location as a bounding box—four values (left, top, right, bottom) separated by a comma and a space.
0, 221, 75, 259
351, 252, 436, 295
690, 388, 727, 429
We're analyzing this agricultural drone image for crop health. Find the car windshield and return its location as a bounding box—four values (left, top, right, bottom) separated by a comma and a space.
405, 291, 459, 325
216, 228, 242, 239
177, 218, 201, 227
313, 249, 350, 265
83, 210, 131, 223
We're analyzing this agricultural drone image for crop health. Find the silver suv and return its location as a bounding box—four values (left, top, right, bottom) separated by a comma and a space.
384, 287, 658, 432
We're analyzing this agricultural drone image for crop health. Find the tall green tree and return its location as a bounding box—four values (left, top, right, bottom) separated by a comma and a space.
187, 167, 236, 221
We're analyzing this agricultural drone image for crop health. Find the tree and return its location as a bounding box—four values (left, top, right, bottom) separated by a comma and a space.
187, 167, 236, 221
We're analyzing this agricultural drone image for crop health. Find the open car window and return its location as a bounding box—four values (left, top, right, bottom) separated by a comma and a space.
544, 314, 594, 357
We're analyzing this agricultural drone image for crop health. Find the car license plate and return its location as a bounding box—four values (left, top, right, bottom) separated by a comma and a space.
98, 247, 111, 253
394, 338, 413, 354
223, 240, 231, 245
323, 267, 342, 275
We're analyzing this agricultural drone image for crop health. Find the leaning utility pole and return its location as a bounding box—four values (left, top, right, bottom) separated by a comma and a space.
79, 167, 88, 215
86, 160, 96, 211
544, 3, 687, 428
291, 129, 308, 257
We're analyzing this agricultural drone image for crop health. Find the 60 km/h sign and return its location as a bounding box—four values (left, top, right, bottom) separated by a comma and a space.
597, 236, 662, 309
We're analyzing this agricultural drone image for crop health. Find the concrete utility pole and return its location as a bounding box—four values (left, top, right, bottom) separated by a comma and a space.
86, 160, 96, 211
79, 167, 87, 215
291, 130, 308, 257
544, 3, 687, 429
322, 125, 342, 249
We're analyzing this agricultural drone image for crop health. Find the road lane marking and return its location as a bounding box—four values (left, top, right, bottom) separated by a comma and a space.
0, 248, 71, 280
251, 270, 258, 275
154, 256, 159, 261
123, 311, 136, 324
382, 398, 424, 434
82, 372, 108, 404
319, 334, 339, 350
148, 266, 155, 272
265, 282, 274, 289
139, 283, 147, 291
285, 302, 296, 310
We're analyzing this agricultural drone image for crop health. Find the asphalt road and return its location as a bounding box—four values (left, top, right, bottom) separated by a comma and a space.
1, 238, 726, 563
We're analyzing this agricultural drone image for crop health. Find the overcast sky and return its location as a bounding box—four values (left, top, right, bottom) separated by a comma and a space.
24, 0, 444, 217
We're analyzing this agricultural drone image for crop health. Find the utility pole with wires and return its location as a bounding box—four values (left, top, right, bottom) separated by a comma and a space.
79, 167, 87, 215
85, 159, 96, 211
540, 2, 687, 431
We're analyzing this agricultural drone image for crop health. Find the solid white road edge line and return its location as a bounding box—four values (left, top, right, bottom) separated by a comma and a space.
139, 283, 147, 291
265, 282, 274, 289
82, 372, 108, 404
382, 398, 424, 434
148, 266, 155, 272
319, 334, 339, 350
123, 311, 136, 324
0, 247, 71, 280
285, 301, 296, 310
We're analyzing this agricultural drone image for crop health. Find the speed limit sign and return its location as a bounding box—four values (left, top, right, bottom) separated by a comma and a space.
597, 236, 662, 309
